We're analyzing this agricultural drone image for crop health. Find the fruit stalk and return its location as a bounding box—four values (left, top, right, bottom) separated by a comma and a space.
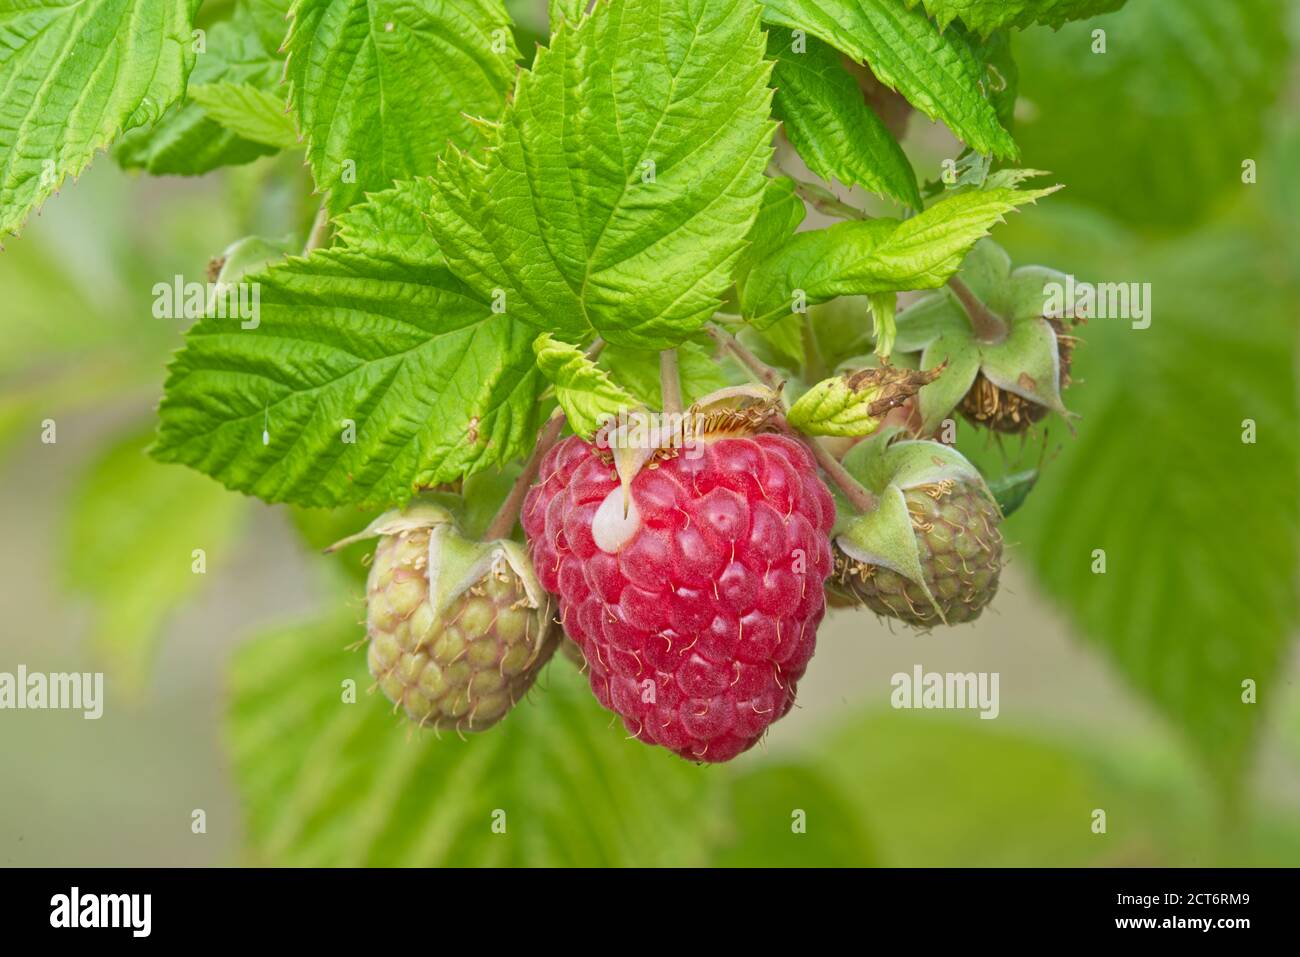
484, 412, 567, 540
947, 276, 1008, 344
708, 323, 878, 513
775, 414, 878, 514
706, 323, 783, 392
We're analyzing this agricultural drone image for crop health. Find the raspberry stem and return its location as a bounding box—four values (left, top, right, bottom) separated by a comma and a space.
706, 324, 783, 392
708, 324, 878, 513
947, 276, 1008, 343
777, 415, 879, 514
485, 412, 567, 540
660, 348, 682, 414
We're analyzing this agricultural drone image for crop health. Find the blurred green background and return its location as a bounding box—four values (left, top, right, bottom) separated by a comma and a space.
1, 0, 1298, 866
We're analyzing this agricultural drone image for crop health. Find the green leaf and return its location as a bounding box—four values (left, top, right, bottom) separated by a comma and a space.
534, 334, 638, 438
239, 0, 293, 52
598, 341, 732, 408
63, 430, 247, 691
905, 0, 1127, 34
430, 0, 776, 349
766, 27, 920, 209
228, 617, 725, 865
286, 0, 518, 216
153, 180, 544, 508
0, 0, 196, 233
734, 176, 806, 297
812, 711, 1211, 866
113, 13, 286, 176
740, 184, 1057, 328
331, 174, 440, 260
987, 468, 1037, 517
759, 0, 1016, 159
547, 0, 586, 24
712, 763, 877, 866
1013, 0, 1290, 229
989, 206, 1300, 790
189, 81, 298, 150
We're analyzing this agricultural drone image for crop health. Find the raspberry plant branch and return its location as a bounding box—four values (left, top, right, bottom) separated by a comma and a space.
709, 323, 879, 513
947, 275, 1009, 343
483, 412, 568, 541
303, 204, 331, 255
706, 324, 784, 392
659, 349, 683, 415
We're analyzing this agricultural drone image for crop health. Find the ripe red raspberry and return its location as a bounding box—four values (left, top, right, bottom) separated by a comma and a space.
522, 431, 836, 762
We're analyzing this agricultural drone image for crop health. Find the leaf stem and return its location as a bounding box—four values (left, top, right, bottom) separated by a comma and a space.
792, 179, 870, 221
771, 163, 871, 221
659, 349, 682, 414
484, 412, 567, 541
947, 276, 1008, 343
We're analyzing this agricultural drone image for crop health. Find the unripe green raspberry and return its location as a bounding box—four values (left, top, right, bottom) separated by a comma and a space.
334, 504, 556, 732
833, 479, 1002, 626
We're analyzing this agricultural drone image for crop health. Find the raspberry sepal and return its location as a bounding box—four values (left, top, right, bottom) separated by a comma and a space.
893, 239, 1075, 434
